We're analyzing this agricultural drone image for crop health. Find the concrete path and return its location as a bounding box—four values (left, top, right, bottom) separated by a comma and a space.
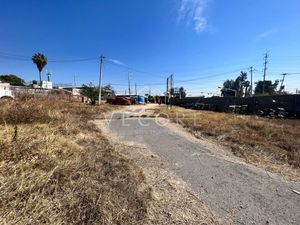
108, 107, 300, 225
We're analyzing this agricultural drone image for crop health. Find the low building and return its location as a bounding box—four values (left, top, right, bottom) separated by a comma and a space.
0, 82, 13, 99
71, 88, 81, 96
41, 81, 53, 89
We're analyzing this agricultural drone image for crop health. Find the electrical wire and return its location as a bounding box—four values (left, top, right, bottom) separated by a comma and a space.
106, 59, 167, 79
1, 50, 299, 91
0, 51, 98, 63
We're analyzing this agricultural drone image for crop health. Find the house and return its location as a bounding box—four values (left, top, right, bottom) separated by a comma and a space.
0, 82, 13, 99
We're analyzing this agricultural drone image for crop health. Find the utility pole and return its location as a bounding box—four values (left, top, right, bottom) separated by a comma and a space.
128, 71, 131, 96
249, 66, 253, 96
166, 77, 169, 105
280, 73, 287, 92
170, 74, 174, 98
98, 55, 105, 105
73, 75, 77, 86
262, 52, 269, 94
135, 83, 137, 95
46, 70, 51, 82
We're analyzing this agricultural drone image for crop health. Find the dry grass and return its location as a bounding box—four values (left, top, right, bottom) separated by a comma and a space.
0, 98, 152, 224
155, 106, 300, 180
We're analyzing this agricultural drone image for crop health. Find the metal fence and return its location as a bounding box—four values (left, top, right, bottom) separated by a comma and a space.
170, 95, 300, 118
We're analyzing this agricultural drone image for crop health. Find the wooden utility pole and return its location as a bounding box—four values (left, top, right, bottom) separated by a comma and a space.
135, 83, 137, 95
170, 74, 174, 98
249, 66, 253, 96
262, 52, 269, 94
280, 73, 287, 92
98, 55, 105, 105
128, 71, 131, 96
166, 77, 169, 105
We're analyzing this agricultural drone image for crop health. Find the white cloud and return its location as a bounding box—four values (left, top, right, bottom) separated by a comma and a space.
178, 0, 209, 33
108, 58, 125, 66
257, 29, 278, 39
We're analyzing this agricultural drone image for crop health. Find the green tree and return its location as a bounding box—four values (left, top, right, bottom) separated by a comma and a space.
221, 71, 248, 97
235, 71, 248, 97
80, 84, 99, 101
102, 84, 115, 97
80, 84, 115, 102
244, 80, 251, 96
179, 86, 186, 98
254, 80, 279, 95
0, 74, 25, 86
32, 53, 48, 85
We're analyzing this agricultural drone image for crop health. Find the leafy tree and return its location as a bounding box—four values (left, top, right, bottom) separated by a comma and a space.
0, 74, 25, 86
179, 86, 186, 98
254, 80, 279, 95
170, 87, 186, 98
244, 80, 251, 97
102, 84, 115, 96
80, 84, 115, 102
221, 71, 248, 97
170, 87, 174, 96
32, 53, 48, 85
234, 71, 248, 97
80, 84, 99, 101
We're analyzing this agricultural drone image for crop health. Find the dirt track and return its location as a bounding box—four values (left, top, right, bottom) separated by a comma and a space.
100, 105, 300, 225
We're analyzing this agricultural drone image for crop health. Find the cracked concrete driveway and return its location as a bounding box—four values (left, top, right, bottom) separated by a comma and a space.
107, 106, 300, 225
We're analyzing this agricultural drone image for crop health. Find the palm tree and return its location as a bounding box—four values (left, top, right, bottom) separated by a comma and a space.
32, 53, 48, 86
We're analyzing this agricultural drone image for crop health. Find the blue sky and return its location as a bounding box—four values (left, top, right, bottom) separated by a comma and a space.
0, 0, 300, 95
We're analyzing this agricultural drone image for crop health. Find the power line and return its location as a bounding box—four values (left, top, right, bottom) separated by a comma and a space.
176, 68, 248, 83
106, 59, 167, 79
0, 51, 98, 63
48, 57, 98, 62
106, 67, 254, 87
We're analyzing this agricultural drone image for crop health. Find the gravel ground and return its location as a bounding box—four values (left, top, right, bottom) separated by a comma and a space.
107, 106, 300, 225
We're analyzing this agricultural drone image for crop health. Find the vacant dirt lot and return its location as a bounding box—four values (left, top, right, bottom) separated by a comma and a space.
0, 99, 153, 224
0, 99, 224, 224
155, 106, 300, 180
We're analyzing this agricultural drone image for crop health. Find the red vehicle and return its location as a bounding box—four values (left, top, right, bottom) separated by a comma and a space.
111, 97, 131, 105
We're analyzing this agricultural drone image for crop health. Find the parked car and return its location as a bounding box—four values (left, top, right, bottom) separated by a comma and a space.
111, 97, 131, 105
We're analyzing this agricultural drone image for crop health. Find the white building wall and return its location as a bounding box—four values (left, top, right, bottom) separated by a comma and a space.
41, 81, 53, 89
0, 83, 13, 98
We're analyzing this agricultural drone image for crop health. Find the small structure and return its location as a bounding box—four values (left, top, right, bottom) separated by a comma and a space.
71, 88, 81, 96
0, 82, 13, 99
137, 95, 145, 104
41, 81, 53, 89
